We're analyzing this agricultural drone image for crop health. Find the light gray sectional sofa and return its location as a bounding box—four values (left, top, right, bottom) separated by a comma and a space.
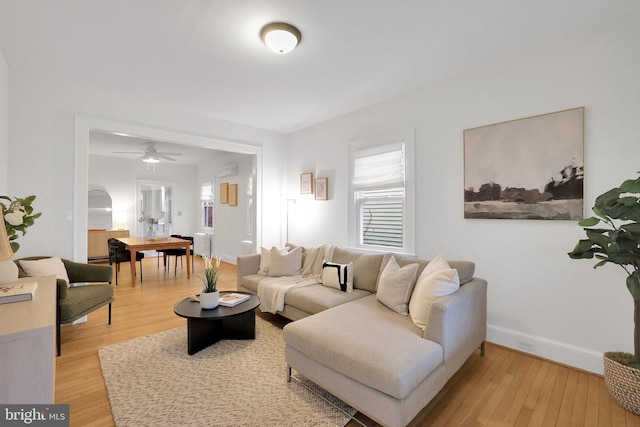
236, 244, 487, 427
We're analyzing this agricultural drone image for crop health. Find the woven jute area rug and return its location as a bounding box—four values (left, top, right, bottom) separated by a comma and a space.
99, 316, 356, 427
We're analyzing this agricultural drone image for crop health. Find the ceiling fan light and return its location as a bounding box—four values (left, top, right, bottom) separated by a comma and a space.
261, 22, 301, 54
142, 154, 160, 163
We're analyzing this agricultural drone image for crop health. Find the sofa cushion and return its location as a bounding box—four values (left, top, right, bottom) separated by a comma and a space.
268, 246, 302, 277
332, 248, 384, 293
60, 284, 114, 323
284, 284, 371, 315
409, 255, 460, 331
241, 274, 263, 293
322, 261, 353, 292
19, 256, 70, 286
376, 256, 418, 315
283, 295, 443, 400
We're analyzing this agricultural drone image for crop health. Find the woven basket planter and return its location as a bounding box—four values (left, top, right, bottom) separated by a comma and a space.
604, 353, 640, 415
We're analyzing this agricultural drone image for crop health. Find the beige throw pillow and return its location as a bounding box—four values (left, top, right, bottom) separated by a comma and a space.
409, 254, 460, 331
259, 246, 289, 275
20, 256, 71, 286
376, 256, 419, 315
268, 246, 302, 277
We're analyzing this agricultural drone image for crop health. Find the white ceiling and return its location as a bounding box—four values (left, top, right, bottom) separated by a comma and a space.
0, 0, 635, 137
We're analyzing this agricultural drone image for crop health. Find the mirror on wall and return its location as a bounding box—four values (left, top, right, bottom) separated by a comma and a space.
88, 190, 113, 229
137, 181, 173, 237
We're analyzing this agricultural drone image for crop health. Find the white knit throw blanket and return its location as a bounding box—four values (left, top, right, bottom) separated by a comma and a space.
257, 244, 335, 314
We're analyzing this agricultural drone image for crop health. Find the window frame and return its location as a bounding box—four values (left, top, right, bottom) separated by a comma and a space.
348, 130, 415, 254
201, 181, 214, 230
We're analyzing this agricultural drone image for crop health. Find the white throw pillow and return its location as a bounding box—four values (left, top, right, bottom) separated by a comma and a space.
321, 261, 354, 292
376, 256, 419, 315
268, 246, 302, 277
20, 256, 71, 286
409, 254, 460, 331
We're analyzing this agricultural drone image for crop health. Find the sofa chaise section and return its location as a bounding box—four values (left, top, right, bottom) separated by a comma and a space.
283, 273, 487, 427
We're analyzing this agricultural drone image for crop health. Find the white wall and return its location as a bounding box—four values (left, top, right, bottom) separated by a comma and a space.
197, 152, 256, 263
0, 48, 7, 194
286, 21, 640, 373
88, 155, 199, 236
6, 78, 287, 259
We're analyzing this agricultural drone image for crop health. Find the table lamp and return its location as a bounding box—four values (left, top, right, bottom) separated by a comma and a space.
0, 217, 18, 285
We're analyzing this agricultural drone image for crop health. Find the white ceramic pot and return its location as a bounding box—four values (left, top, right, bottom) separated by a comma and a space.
0, 259, 18, 285
199, 290, 219, 309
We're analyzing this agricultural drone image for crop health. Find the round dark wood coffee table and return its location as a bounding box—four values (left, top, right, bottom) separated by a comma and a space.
174, 292, 260, 355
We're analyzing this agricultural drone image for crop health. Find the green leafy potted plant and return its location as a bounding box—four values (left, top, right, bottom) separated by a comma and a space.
199, 255, 222, 309
568, 171, 640, 414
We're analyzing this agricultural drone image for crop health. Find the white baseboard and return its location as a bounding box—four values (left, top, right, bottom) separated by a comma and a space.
487, 324, 604, 375
215, 254, 237, 265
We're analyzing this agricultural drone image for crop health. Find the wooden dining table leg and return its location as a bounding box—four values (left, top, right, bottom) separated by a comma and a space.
185, 243, 191, 279
130, 250, 137, 287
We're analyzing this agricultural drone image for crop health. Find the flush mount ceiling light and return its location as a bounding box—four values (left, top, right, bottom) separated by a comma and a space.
260, 22, 301, 54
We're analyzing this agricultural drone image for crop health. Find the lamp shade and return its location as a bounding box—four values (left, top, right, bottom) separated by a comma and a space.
260, 22, 301, 54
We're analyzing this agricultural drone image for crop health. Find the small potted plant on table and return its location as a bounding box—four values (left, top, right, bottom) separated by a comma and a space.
568, 171, 640, 414
200, 255, 222, 309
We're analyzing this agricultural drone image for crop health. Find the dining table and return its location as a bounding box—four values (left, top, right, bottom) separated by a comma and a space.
115, 236, 192, 286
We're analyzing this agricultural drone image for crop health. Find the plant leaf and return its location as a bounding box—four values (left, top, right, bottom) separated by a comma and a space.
627, 273, 640, 300
621, 178, 640, 194
579, 217, 600, 227
586, 229, 610, 249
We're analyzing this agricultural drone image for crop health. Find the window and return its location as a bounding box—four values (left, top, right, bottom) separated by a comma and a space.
201, 182, 213, 229
349, 130, 414, 254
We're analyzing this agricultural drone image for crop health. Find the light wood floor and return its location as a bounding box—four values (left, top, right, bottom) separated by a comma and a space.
55, 256, 640, 427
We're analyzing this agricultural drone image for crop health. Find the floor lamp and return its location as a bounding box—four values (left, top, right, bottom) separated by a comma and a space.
0, 218, 18, 285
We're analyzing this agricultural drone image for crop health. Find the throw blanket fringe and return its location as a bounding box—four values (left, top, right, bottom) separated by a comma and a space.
258, 244, 335, 314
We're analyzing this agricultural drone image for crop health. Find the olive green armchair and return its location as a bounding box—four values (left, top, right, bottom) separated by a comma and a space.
15, 257, 114, 356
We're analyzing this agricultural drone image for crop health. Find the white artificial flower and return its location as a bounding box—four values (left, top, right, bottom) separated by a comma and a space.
5, 212, 24, 226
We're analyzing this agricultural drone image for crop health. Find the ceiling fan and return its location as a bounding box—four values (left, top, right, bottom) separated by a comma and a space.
113, 141, 183, 163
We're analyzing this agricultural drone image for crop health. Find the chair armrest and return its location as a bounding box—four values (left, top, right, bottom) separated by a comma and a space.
62, 259, 113, 284
424, 278, 487, 379
57, 278, 68, 300
236, 254, 261, 283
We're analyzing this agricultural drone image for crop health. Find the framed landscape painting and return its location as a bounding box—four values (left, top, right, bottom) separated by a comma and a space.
464, 107, 584, 220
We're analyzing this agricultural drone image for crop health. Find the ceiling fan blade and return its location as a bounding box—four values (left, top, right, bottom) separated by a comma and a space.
157, 152, 183, 156
158, 154, 177, 161
113, 151, 145, 154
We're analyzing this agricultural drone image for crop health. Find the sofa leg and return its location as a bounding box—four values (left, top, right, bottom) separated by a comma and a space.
287, 365, 292, 383
108, 303, 112, 325
480, 341, 486, 357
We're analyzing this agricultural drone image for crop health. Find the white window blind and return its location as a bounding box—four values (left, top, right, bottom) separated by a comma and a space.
359, 189, 404, 248
352, 142, 404, 191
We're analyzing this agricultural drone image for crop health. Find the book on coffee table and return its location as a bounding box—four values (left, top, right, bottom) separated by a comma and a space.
0, 281, 37, 305
219, 293, 250, 307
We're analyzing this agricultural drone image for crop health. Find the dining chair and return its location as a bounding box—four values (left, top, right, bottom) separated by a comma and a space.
107, 238, 144, 285
164, 235, 194, 276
